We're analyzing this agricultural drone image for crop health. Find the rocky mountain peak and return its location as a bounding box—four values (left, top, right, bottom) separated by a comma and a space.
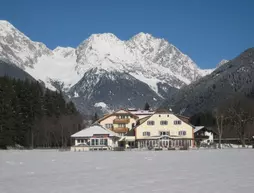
0, 20, 52, 68
131, 32, 154, 41
217, 59, 229, 68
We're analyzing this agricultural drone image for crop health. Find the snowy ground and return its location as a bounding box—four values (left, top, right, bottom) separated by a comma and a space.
0, 149, 254, 193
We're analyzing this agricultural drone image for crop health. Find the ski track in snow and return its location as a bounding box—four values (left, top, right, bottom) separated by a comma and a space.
0, 149, 254, 193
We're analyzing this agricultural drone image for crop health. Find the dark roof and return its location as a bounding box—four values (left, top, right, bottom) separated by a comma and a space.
154, 108, 172, 114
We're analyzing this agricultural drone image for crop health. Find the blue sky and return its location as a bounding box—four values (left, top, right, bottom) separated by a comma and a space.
1, 0, 254, 69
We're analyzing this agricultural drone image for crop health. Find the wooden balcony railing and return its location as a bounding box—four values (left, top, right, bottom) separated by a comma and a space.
112, 127, 129, 133
113, 118, 130, 124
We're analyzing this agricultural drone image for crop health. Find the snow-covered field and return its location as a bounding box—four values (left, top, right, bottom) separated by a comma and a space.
0, 149, 254, 193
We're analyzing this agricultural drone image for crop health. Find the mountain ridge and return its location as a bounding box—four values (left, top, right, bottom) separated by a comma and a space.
0, 20, 213, 113
162, 48, 254, 116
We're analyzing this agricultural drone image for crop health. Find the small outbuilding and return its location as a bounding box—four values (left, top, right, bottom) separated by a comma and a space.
71, 124, 120, 151
194, 126, 216, 147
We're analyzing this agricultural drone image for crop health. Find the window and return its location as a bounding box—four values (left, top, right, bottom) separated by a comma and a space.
91, 138, 108, 146
77, 139, 84, 143
105, 124, 113, 129
143, 132, 150, 136
176, 140, 179, 146
160, 121, 168, 125
160, 131, 169, 136
147, 121, 155, 125
174, 120, 182, 125
179, 131, 186, 136
118, 115, 128, 119
118, 123, 126, 128
104, 139, 108, 146
179, 140, 183, 146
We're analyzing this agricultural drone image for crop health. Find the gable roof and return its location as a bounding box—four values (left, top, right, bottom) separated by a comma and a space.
135, 112, 194, 129
97, 109, 139, 123
135, 116, 152, 127
176, 114, 190, 122
194, 126, 217, 134
71, 124, 119, 138
128, 109, 155, 115
194, 126, 205, 133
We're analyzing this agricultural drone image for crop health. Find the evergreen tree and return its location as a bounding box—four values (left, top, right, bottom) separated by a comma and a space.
144, 102, 150, 110
0, 77, 83, 149
92, 113, 99, 123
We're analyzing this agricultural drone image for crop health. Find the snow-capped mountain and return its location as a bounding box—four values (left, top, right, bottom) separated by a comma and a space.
0, 20, 213, 113
75, 32, 210, 89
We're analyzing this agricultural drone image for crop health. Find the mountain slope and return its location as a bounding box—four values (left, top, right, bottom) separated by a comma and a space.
163, 48, 254, 116
0, 60, 35, 81
68, 68, 175, 114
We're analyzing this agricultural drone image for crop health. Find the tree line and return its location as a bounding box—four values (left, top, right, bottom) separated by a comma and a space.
0, 76, 83, 149
190, 94, 254, 148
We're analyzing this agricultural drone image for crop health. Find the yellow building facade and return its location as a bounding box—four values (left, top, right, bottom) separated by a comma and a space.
135, 111, 194, 148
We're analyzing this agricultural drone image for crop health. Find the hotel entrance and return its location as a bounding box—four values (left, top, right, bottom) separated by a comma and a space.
159, 136, 172, 148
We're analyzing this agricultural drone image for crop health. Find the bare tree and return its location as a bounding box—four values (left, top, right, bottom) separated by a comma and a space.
213, 108, 227, 149
227, 97, 254, 147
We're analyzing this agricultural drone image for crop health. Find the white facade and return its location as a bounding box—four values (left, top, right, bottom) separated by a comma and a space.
203, 131, 214, 144
74, 137, 117, 147
71, 125, 120, 151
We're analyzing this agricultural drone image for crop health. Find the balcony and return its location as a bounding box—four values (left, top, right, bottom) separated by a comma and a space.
112, 127, 129, 133
113, 118, 130, 124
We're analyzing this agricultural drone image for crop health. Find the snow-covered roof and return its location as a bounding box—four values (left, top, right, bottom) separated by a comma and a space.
194, 126, 205, 133
130, 110, 154, 115
71, 125, 119, 138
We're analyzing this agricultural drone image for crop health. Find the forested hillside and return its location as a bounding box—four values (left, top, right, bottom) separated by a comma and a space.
0, 60, 35, 81
163, 48, 254, 116
0, 77, 83, 149
189, 93, 254, 147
